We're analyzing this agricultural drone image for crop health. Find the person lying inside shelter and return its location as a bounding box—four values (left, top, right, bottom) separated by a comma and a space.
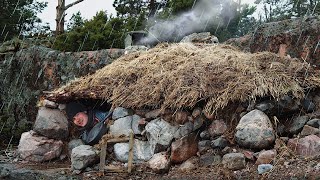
66, 101, 112, 145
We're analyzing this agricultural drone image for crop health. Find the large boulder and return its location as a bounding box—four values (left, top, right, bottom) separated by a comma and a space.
180, 32, 219, 44
33, 107, 68, 140
17, 131, 63, 162
114, 139, 154, 163
145, 118, 178, 153
68, 139, 85, 155
109, 116, 134, 136
235, 109, 275, 149
171, 133, 198, 164
287, 135, 320, 157
71, 145, 98, 170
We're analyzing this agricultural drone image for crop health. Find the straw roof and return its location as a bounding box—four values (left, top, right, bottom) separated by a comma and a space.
46, 43, 320, 115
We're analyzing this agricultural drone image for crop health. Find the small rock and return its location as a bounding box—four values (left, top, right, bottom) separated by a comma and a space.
178, 156, 199, 172
42, 99, 58, 109
222, 146, 233, 155
145, 109, 161, 119
208, 120, 227, 138
193, 115, 205, 130
112, 107, 131, 120
192, 108, 202, 118
171, 133, 198, 164
174, 121, 194, 139
200, 130, 210, 140
198, 140, 211, 154
211, 136, 229, 149
242, 150, 255, 161
300, 125, 320, 137
287, 135, 320, 157
222, 153, 246, 170
277, 95, 299, 113
72, 170, 81, 175
301, 98, 316, 113
235, 110, 275, 149
148, 152, 171, 173
255, 149, 277, 165
200, 153, 221, 167
306, 118, 320, 128
174, 111, 189, 125
33, 107, 69, 140
255, 101, 275, 114
71, 145, 98, 170
258, 164, 273, 174
58, 104, 66, 110
287, 115, 309, 135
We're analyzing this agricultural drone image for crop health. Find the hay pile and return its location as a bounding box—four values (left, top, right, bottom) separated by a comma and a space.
46, 43, 320, 115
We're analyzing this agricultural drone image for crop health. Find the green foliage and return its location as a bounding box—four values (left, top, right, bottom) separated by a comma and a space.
256, 0, 320, 22
53, 11, 126, 51
0, 0, 47, 42
167, 0, 195, 14
67, 11, 85, 31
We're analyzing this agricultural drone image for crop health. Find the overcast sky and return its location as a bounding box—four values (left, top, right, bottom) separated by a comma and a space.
37, 0, 257, 30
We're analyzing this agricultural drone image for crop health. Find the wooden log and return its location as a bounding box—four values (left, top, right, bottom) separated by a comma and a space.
127, 131, 134, 173
104, 165, 127, 173
107, 137, 130, 143
99, 143, 107, 173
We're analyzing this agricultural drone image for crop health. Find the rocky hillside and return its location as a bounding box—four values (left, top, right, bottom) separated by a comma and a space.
0, 39, 124, 145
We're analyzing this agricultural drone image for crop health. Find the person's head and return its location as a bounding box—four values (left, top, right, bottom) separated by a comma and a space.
73, 112, 88, 127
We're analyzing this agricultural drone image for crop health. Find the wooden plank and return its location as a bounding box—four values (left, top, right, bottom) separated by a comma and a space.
104, 165, 127, 173
127, 131, 134, 173
107, 137, 130, 143
99, 143, 107, 173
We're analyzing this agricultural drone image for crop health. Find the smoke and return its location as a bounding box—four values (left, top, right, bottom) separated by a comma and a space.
140, 0, 236, 45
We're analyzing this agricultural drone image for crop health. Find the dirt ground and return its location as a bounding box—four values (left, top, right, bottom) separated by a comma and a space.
1, 147, 319, 180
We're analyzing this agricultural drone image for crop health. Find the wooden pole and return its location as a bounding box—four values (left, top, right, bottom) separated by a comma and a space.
127, 131, 134, 173
99, 143, 107, 173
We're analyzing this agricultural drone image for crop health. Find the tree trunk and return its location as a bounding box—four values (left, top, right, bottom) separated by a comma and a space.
56, 0, 65, 36
56, 0, 85, 36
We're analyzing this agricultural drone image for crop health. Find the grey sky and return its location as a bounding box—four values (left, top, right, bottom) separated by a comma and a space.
37, 0, 257, 30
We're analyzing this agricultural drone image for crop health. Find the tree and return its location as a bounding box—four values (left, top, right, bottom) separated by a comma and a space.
53, 11, 126, 51
255, 0, 320, 22
67, 11, 84, 31
0, 0, 47, 42
56, 0, 85, 35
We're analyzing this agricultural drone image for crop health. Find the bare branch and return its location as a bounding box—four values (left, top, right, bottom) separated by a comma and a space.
65, 0, 84, 10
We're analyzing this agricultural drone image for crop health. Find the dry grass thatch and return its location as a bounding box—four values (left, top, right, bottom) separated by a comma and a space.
46, 43, 320, 115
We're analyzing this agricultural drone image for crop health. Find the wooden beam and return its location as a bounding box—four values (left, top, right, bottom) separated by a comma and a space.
107, 137, 130, 143
127, 131, 134, 173
99, 143, 107, 173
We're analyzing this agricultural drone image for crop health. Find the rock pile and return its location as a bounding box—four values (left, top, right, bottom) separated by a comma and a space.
17, 92, 320, 175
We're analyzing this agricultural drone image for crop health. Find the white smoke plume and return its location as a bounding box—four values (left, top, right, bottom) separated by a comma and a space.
140, 0, 236, 45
